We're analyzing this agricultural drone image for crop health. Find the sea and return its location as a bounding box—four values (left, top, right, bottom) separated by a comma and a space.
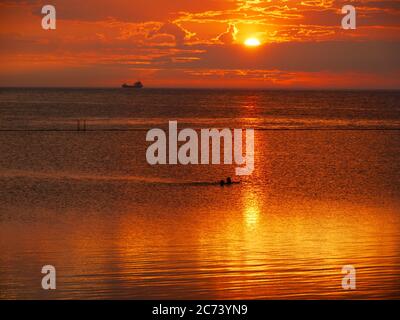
0, 88, 399, 299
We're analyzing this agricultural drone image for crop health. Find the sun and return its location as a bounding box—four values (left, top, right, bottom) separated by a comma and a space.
244, 38, 261, 47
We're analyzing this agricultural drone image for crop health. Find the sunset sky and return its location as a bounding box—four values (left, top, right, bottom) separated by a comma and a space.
1, 0, 399, 88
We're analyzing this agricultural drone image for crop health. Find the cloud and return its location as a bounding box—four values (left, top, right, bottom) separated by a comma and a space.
7, 0, 237, 22
217, 24, 238, 44
334, 0, 400, 11
185, 41, 400, 73
148, 22, 194, 45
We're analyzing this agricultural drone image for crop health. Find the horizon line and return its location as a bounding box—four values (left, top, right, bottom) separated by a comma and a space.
1, 86, 400, 91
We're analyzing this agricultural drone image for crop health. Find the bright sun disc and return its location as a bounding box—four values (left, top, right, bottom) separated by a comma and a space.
244, 38, 261, 47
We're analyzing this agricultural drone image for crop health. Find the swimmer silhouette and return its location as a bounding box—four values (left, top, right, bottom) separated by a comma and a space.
220, 177, 233, 187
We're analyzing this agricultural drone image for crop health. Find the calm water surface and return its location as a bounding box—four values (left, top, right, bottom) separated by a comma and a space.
0, 89, 399, 299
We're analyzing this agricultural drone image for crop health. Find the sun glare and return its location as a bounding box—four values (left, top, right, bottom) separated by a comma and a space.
244, 38, 261, 47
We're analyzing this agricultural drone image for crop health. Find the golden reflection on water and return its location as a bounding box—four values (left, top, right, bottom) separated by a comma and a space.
0, 130, 399, 299
243, 191, 260, 228
1, 186, 399, 299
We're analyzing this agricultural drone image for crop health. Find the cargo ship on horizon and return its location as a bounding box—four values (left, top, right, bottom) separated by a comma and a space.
122, 81, 143, 89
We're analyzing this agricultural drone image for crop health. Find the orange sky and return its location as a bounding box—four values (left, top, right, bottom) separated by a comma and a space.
0, 0, 399, 88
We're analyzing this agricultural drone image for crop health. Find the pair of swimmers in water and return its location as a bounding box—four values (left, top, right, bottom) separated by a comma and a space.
220, 177, 237, 186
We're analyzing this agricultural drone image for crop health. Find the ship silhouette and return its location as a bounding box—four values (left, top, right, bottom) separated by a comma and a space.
122, 81, 143, 89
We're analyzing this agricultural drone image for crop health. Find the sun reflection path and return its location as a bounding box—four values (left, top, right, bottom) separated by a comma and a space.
243, 191, 260, 228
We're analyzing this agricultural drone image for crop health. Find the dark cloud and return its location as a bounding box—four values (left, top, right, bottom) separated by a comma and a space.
148, 22, 192, 45
16, 0, 237, 22
183, 41, 400, 73
334, 0, 400, 11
